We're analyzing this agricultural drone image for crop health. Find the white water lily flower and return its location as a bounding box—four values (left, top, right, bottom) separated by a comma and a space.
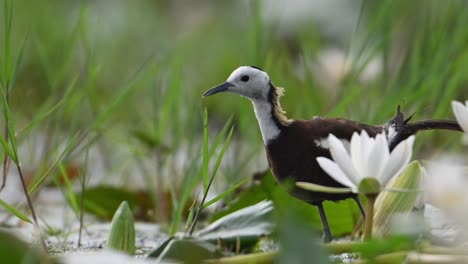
317, 131, 415, 193
452, 100, 468, 133
424, 157, 468, 242
424, 157, 468, 213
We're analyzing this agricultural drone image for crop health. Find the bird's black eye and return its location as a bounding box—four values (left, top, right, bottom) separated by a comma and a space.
240, 75, 249, 82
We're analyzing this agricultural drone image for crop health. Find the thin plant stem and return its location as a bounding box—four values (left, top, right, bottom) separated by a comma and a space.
155, 149, 168, 224
0, 92, 11, 192
16, 163, 47, 250
187, 125, 234, 236
40, 123, 55, 162
1, 0, 12, 192
1, 147, 11, 191
187, 187, 210, 236
363, 193, 378, 240
78, 143, 90, 247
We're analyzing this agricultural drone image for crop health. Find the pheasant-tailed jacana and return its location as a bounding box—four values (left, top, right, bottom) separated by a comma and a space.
203, 66, 463, 242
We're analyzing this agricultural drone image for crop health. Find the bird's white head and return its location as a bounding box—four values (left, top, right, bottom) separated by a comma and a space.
203, 66, 271, 101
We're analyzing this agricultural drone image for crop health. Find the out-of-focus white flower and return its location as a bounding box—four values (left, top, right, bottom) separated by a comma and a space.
311, 48, 382, 96
452, 100, 468, 133
424, 157, 468, 242
261, 1, 359, 41
424, 158, 468, 216
63, 249, 153, 264
462, 134, 468, 146
316, 131, 415, 193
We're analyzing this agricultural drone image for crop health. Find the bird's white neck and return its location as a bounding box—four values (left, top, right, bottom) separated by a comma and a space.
251, 99, 281, 144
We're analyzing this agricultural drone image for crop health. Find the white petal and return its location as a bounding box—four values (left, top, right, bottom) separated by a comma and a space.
316, 157, 357, 191
452, 101, 468, 133
350, 132, 364, 176
351, 131, 370, 177
381, 136, 415, 185
367, 133, 390, 179
328, 134, 361, 184
340, 139, 351, 152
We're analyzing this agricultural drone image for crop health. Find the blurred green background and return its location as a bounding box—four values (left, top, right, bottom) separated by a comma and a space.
0, 0, 467, 236
4, 0, 467, 138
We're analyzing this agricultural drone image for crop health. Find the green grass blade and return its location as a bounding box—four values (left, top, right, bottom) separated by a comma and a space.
204, 125, 235, 199
0, 91, 17, 163
0, 198, 32, 224
154, 65, 178, 142
207, 115, 233, 159
202, 176, 249, 209
0, 134, 15, 163
1, 91, 18, 163
8, 32, 27, 92
28, 132, 83, 194
57, 162, 80, 213
3, 0, 12, 87
169, 153, 201, 235
202, 108, 209, 187
171, 113, 235, 235
90, 65, 157, 130
184, 195, 197, 232
18, 75, 78, 137
187, 125, 234, 235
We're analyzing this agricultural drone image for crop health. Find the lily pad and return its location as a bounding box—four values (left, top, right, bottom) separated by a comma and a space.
147, 201, 274, 262
195, 200, 274, 245
210, 170, 274, 221
147, 237, 222, 263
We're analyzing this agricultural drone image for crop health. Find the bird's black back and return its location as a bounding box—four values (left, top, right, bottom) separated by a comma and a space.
265, 117, 383, 204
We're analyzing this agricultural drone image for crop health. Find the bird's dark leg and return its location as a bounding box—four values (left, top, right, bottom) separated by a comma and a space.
316, 202, 332, 242
353, 196, 366, 219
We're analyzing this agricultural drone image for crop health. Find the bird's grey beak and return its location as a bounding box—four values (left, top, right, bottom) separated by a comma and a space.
203, 82, 234, 97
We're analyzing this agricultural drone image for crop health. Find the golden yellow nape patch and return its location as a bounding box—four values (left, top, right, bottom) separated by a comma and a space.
276, 86, 285, 97
272, 86, 291, 125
